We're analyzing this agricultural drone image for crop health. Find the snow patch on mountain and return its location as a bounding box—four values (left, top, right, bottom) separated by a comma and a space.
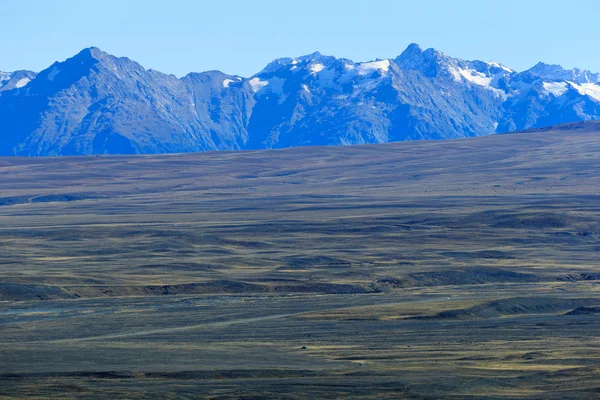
15, 78, 30, 88
542, 81, 568, 97
310, 63, 326, 74
249, 77, 269, 92
569, 82, 600, 101
448, 66, 462, 82
459, 68, 493, 87
488, 62, 513, 73
222, 77, 241, 86
358, 59, 390, 75
343, 61, 356, 71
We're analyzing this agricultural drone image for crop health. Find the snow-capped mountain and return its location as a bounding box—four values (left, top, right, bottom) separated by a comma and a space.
0, 44, 599, 155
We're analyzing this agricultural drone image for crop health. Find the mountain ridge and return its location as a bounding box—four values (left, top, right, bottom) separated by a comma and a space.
1, 44, 600, 156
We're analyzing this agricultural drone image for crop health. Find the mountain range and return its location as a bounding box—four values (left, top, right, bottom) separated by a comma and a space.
1, 44, 600, 156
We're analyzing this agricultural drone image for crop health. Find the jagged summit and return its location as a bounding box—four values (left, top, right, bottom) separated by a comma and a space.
78, 46, 107, 58
527, 62, 600, 84
404, 42, 423, 53
258, 51, 337, 75
396, 43, 428, 63
62, 46, 116, 65
1, 45, 600, 156
395, 43, 459, 78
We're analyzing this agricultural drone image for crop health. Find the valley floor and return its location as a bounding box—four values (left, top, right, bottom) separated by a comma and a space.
1, 130, 599, 399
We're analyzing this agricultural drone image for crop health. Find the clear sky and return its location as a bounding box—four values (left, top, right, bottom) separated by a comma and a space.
2, 0, 599, 77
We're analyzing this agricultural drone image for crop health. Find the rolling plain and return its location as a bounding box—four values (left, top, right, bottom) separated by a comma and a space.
1, 128, 600, 399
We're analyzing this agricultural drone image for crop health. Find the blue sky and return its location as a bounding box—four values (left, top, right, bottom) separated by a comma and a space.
2, 0, 599, 77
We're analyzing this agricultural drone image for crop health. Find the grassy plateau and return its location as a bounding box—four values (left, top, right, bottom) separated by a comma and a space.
1, 128, 600, 399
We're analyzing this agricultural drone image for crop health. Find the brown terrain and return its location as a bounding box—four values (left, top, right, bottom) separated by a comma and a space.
1, 126, 599, 399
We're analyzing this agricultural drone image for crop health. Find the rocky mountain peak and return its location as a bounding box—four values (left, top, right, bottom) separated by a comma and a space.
1, 45, 600, 156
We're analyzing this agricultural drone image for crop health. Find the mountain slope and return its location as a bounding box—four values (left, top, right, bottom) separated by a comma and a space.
182, 70, 253, 150
0, 48, 216, 155
1, 44, 600, 155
